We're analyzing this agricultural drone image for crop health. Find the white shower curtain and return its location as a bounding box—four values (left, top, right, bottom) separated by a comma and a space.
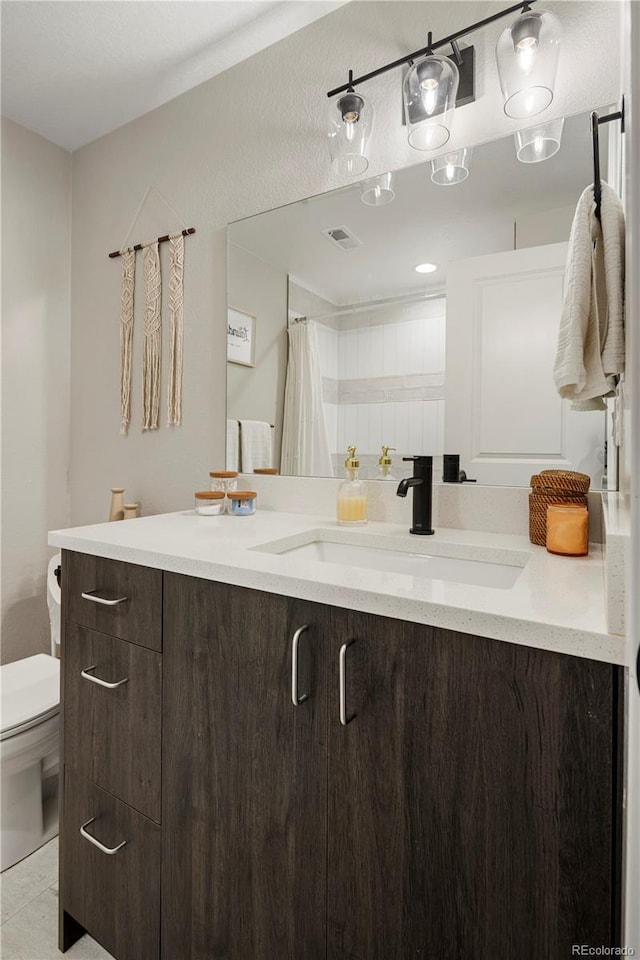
280, 319, 333, 477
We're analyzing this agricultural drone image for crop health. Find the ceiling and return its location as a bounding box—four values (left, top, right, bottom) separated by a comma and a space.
229, 110, 604, 306
1, 0, 348, 151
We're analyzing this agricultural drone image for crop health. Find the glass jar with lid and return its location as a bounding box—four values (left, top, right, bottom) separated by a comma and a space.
210, 470, 238, 495
228, 491, 257, 517
195, 491, 226, 516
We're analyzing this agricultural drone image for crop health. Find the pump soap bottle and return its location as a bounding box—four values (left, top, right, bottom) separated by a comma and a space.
337, 445, 368, 525
376, 445, 397, 481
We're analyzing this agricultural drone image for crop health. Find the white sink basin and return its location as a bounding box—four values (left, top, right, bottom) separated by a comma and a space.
253, 531, 528, 590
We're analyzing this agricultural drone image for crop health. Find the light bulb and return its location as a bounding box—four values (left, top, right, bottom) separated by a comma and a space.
344, 119, 356, 142
421, 77, 439, 116
533, 135, 544, 155
515, 35, 538, 72
445, 161, 455, 182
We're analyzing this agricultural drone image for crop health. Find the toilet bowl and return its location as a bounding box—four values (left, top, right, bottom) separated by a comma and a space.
0, 554, 61, 871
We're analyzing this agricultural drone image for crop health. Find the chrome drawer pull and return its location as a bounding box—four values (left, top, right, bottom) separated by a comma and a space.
81, 589, 128, 607
80, 818, 127, 855
339, 641, 355, 726
81, 665, 129, 689
291, 625, 309, 707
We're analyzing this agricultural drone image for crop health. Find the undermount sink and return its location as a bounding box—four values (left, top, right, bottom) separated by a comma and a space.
253, 530, 529, 590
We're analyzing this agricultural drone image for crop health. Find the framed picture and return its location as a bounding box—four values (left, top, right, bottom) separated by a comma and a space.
227, 307, 256, 367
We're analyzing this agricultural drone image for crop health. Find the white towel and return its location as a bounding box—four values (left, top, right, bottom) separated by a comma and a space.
239, 420, 272, 473
553, 182, 625, 410
226, 419, 239, 471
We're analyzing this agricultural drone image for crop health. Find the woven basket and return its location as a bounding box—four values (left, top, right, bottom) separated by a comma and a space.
528, 470, 591, 546
530, 469, 591, 495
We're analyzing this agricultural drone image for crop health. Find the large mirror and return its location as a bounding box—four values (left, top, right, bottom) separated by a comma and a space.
227, 109, 615, 487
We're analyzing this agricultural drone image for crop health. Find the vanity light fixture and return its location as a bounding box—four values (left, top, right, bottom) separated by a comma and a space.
326, 0, 555, 174
328, 75, 373, 176
431, 147, 472, 185
496, 7, 561, 119
403, 53, 460, 150
360, 172, 395, 206
414, 262, 438, 274
515, 117, 564, 162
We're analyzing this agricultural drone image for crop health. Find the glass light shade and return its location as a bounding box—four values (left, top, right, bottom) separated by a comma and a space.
360, 172, 395, 206
431, 147, 472, 185
496, 9, 562, 119
515, 117, 564, 162
328, 90, 373, 176
403, 54, 459, 151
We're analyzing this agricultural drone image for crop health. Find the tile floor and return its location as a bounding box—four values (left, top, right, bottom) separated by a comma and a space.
1, 839, 113, 960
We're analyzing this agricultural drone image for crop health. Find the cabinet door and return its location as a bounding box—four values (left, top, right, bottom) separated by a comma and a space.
327, 610, 617, 960
62, 769, 160, 960
64, 624, 162, 821
162, 576, 328, 960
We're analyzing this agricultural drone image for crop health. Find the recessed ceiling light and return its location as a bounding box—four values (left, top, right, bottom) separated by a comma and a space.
414, 262, 438, 274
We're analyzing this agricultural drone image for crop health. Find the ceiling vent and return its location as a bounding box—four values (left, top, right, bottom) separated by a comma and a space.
322, 225, 362, 251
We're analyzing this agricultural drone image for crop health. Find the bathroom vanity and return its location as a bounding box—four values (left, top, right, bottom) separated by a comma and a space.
51, 510, 625, 960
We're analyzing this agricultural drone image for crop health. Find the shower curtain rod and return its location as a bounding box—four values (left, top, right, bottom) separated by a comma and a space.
291, 289, 446, 325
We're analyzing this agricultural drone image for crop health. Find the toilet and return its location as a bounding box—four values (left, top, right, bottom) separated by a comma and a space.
0, 554, 61, 871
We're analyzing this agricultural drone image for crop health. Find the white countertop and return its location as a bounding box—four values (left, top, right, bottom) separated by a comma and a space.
49, 509, 626, 666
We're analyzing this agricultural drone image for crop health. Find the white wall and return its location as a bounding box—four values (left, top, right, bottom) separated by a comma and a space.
1, 119, 71, 664
68, 0, 621, 525
227, 243, 288, 468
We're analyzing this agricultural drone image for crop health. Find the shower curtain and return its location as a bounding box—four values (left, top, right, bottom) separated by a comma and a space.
280, 319, 333, 477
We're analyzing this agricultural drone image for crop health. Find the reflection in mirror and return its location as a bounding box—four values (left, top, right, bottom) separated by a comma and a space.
227, 109, 616, 488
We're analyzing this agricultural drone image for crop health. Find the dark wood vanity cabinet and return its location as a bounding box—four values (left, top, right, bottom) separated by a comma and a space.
162, 576, 328, 960
163, 574, 620, 960
61, 554, 621, 960
326, 608, 619, 959
60, 551, 162, 960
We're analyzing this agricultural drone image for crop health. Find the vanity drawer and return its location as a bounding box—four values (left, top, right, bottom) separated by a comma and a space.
62, 768, 160, 960
64, 623, 162, 822
63, 550, 162, 651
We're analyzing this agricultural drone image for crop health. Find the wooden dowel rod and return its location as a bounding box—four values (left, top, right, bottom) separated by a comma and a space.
109, 227, 196, 259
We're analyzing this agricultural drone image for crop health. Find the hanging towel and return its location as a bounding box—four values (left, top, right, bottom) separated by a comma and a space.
226, 419, 239, 472
553, 181, 625, 410
239, 420, 272, 473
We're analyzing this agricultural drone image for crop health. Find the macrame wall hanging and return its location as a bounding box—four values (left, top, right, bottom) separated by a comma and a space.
142, 241, 162, 430
119, 249, 135, 435
167, 233, 184, 427
109, 185, 195, 434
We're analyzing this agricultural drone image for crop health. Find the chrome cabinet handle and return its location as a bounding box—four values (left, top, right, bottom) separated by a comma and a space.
80, 818, 127, 855
339, 641, 355, 726
291, 625, 309, 706
81, 589, 128, 607
81, 665, 128, 689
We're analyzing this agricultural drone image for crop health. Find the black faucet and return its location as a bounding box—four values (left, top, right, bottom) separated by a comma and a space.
396, 456, 434, 535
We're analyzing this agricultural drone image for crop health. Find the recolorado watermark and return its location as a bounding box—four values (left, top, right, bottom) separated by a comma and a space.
572, 948, 635, 957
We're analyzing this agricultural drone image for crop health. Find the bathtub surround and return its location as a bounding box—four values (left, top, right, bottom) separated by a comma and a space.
1, 119, 71, 665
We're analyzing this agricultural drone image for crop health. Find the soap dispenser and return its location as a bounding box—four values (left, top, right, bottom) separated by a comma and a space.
337, 445, 368, 525
376, 445, 397, 481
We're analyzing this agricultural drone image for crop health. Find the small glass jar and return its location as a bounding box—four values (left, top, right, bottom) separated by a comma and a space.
546, 504, 589, 557
209, 471, 239, 495
195, 491, 226, 516
229, 491, 257, 517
